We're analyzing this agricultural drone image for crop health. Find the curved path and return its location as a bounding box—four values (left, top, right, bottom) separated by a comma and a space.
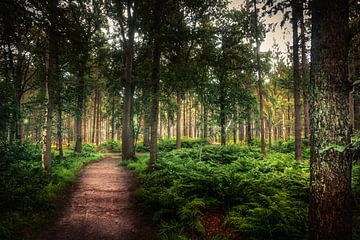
38, 152, 155, 240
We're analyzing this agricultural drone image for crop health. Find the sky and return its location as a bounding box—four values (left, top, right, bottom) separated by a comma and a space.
230, 0, 292, 53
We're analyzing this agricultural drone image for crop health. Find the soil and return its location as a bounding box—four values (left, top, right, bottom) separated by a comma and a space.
37, 152, 155, 240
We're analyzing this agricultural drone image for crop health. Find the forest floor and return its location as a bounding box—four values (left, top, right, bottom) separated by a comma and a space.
37, 152, 155, 240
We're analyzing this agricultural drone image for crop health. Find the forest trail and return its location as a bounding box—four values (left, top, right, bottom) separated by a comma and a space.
37, 152, 155, 240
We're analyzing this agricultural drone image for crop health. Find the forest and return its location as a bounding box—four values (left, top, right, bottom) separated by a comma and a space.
0, 0, 359, 239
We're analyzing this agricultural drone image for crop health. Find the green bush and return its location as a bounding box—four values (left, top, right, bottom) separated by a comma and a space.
0, 142, 103, 240
100, 140, 121, 151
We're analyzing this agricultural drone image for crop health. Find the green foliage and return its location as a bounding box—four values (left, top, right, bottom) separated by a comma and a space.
124, 145, 309, 239
136, 137, 209, 153
0, 143, 103, 240
100, 140, 121, 152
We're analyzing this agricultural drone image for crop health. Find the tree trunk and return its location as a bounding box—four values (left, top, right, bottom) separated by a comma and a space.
111, 95, 115, 141
96, 90, 101, 146
143, 89, 150, 146
253, 0, 266, 158
300, 5, 310, 141
148, 0, 161, 171
57, 96, 63, 159
246, 113, 252, 145
220, 80, 226, 146
292, 0, 302, 160
91, 90, 97, 143
74, 68, 84, 153
183, 95, 187, 136
121, 0, 136, 160
42, 0, 58, 170
268, 115, 272, 151
188, 96, 192, 137
167, 111, 172, 138
176, 91, 182, 149
309, 1, 352, 239
287, 95, 291, 139
203, 104, 208, 139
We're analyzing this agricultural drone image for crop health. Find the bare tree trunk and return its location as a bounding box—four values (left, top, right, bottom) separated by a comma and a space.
122, 0, 136, 160
188, 95, 192, 137
183, 95, 187, 136
91, 90, 97, 143
176, 91, 182, 149
253, 0, 265, 158
292, 0, 302, 160
300, 5, 310, 141
96, 90, 101, 146
42, 0, 58, 170
220, 81, 226, 146
167, 111, 172, 138
246, 113, 252, 145
148, 0, 162, 170
203, 102, 208, 139
309, 1, 352, 239
111, 95, 115, 141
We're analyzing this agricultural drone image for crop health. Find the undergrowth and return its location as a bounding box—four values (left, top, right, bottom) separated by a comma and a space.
125, 144, 310, 239
136, 137, 209, 153
0, 142, 103, 240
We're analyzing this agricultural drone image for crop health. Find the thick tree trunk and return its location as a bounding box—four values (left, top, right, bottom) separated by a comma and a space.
253, 0, 266, 158
121, 0, 136, 160
309, 1, 352, 239
148, 0, 161, 171
176, 91, 182, 149
292, 0, 302, 160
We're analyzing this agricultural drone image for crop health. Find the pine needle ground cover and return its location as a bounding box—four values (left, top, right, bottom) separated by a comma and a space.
0, 143, 103, 240
125, 142, 359, 240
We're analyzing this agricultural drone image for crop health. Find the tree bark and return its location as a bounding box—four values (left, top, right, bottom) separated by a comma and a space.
309, 1, 352, 239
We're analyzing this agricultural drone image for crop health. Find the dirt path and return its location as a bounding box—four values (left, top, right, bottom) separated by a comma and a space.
38, 152, 155, 240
